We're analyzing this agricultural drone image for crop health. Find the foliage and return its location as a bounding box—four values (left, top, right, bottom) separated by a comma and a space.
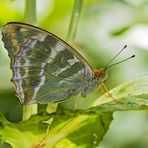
0, 112, 112, 148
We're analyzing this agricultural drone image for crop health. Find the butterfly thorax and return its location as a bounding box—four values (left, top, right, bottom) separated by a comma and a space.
94, 68, 108, 83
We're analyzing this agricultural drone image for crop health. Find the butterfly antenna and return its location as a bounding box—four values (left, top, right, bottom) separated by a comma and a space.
106, 55, 135, 69
105, 45, 127, 68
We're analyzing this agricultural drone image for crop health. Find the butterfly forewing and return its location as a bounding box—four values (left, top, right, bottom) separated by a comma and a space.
2, 22, 97, 104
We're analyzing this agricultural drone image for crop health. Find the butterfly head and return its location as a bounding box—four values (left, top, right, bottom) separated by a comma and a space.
94, 68, 108, 83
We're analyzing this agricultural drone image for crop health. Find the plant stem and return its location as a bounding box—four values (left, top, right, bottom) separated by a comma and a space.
22, 0, 37, 121
22, 105, 37, 121
67, 0, 83, 42
24, 0, 36, 24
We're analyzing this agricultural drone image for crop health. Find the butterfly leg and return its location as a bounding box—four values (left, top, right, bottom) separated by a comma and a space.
100, 81, 123, 104
97, 83, 109, 97
74, 92, 81, 111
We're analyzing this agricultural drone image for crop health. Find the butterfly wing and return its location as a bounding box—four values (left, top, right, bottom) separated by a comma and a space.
2, 22, 96, 104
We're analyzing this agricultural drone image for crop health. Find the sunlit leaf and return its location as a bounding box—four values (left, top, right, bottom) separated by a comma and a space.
89, 75, 148, 112
0, 112, 112, 148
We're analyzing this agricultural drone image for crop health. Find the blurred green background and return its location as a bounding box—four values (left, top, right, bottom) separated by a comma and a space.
0, 0, 148, 148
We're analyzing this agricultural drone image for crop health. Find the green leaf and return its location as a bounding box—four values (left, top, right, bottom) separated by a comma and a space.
89, 75, 148, 112
110, 25, 132, 36
67, 113, 112, 148
0, 112, 112, 148
35, 112, 112, 148
0, 114, 51, 148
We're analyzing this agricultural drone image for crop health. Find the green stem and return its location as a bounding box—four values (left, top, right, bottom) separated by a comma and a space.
24, 0, 36, 24
22, 105, 37, 121
22, 0, 37, 121
67, 0, 83, 42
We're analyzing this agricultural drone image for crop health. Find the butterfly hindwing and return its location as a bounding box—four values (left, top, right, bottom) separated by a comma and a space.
2, 22, 96, 104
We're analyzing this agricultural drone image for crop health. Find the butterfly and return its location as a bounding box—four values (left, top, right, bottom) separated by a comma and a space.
2, 22, 113, 105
